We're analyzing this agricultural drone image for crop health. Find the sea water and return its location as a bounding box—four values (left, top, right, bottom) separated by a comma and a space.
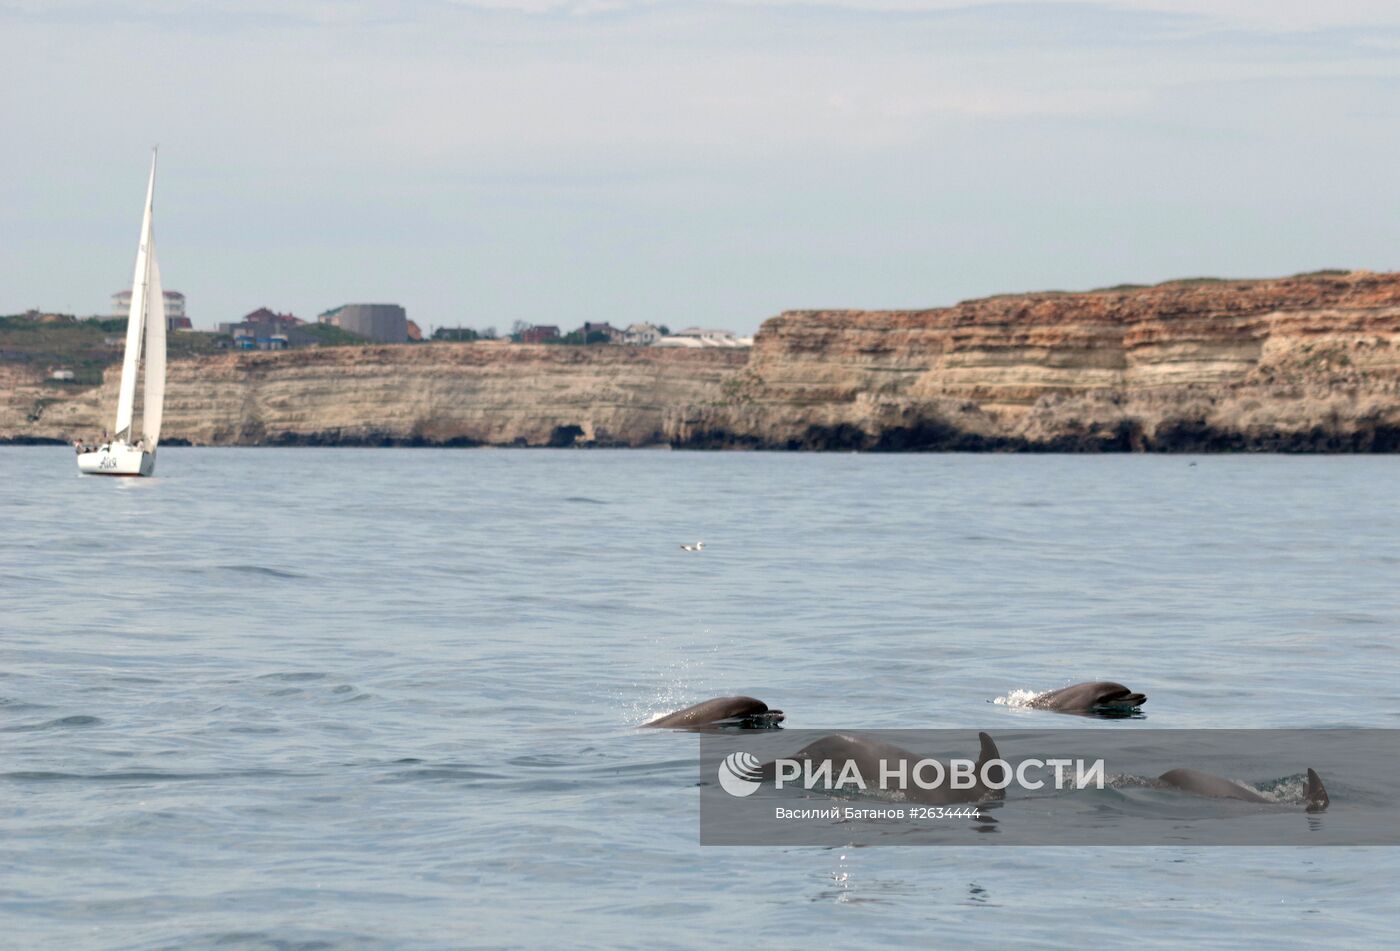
2, 448, 1398, 948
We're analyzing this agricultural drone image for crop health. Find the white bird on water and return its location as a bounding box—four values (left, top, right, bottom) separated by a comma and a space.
680, 541, 705, 552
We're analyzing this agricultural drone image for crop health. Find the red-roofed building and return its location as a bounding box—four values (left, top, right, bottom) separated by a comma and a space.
242, 307, 302, 326
521, 325, 561, 343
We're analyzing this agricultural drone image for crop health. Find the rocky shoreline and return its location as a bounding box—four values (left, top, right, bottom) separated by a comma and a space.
8, 271, 1400, 452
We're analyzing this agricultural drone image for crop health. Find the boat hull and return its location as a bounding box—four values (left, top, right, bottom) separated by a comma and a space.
77, 443, 155, 477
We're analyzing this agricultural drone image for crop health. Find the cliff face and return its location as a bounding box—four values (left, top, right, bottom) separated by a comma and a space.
8, 271, 1400, 451
676, 271, 1400, 451
12, 344, 746, 448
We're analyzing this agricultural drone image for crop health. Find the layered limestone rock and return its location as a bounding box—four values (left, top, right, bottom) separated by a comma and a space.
7, 271, 1400, 451
9, 343, 746, 448
0, 364, 63, 443
676, 271, 1400, 450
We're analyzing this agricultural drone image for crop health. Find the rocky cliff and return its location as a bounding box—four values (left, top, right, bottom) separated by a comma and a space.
680, 270, 1400, 451
8, 270, 1400, 451
9, 344, 746, 448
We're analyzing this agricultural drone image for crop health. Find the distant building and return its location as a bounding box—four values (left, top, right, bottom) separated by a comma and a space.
406, 320, 423, 342
521, 325, 561, 344
232, 329, 289, 351
432, 327, 481, 342
319, 304, 408, 343
50, 368, 76, 381
218, 308, 304, 341
246, 307, 302, 326
218, 309, 310, 348
653, 326, 753, 348
622, 322, 664, 345
576, 321, 623, 343
113, 289, 187, 331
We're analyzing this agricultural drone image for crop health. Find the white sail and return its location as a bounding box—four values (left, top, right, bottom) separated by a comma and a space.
143, 241, 166, 448
114, 152, 157, 440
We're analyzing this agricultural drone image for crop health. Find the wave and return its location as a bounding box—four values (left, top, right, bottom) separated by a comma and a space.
218, 564, 306, 579
0, 715, 102, 733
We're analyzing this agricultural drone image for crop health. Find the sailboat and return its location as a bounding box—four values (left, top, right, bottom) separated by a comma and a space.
78, 150, 166, 477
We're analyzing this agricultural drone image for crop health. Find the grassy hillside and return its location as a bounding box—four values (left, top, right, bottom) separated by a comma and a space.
0, 315, 227, 386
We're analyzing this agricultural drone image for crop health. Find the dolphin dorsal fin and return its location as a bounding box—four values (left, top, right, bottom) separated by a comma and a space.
976, 732, 1007, 795
1306, 768, 1330, 813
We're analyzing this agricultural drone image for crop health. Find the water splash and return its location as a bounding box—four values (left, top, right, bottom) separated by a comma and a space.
992, 688, 1044, 708
832, 852, 851, 903
625, 666, 703, 726
621, 630, 720, 725
1254, 774, 1311, 804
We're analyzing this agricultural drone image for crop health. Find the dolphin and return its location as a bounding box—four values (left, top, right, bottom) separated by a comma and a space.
1029, 681, 1146, 715
1157, 766, 1329, 812
642, 696, 784, 729
764, 731, 1006, 805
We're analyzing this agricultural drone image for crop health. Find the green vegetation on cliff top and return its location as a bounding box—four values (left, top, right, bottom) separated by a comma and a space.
0, 315, 224, 385
0, 314, 378, 385
291, 322, 369, 347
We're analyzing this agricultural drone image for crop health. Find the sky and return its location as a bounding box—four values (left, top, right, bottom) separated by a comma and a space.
3, 1, 1400, 335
